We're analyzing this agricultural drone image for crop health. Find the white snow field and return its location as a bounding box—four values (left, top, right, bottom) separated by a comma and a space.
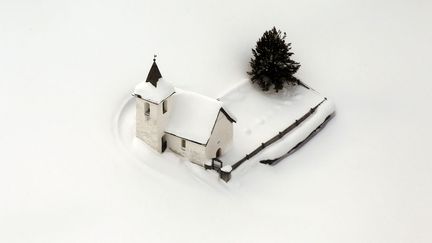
1, 0, 432, 242
218, 81, 333, 165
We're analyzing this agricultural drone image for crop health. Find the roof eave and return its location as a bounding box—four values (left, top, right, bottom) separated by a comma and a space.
221, 108, 237, 123
132, 91, 176, 105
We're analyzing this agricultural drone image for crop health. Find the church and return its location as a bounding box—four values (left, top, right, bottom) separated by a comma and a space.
133, 58, 236, 166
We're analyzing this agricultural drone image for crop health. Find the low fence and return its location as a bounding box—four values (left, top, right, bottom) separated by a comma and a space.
230, 98, 326, 170
260, 112, 334, 165
215, 98, 327, 182
206, 158, 223, 171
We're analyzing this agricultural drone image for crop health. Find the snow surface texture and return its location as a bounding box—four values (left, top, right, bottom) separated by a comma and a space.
166, 89, 226, 144
256, 98, 334, 161
219, 81, 329, 165
1, 0, 432, 242
133, 78, 174, 104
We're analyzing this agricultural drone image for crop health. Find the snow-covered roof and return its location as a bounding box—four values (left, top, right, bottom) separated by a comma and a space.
133, 78, 175, 104
165, 89, 235, 144
221, 104, 237, 122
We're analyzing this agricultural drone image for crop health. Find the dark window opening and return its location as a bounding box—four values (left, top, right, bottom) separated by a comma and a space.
216, 148, 222, 157
163, 100, 167, 114
181, 139, 186, 149
144, 102, 150, 116
161, 135, 167, 152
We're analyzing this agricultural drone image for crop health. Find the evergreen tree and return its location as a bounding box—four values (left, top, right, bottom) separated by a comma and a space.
248, 27, 301, 92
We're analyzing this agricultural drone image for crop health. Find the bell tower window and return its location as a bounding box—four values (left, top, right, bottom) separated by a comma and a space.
163, 100, 167, 114
144, 102, 150, 117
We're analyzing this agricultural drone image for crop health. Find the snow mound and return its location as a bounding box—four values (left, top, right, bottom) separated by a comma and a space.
221, 165, 232, 173
133, 78, 175, 104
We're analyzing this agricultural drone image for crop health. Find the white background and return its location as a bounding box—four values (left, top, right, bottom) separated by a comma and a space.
1, 0, 431, 242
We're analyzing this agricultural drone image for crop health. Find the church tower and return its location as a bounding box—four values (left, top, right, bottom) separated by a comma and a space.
133, 57, 175, 152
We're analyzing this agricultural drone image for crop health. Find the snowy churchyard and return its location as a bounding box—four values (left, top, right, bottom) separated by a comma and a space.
218, 81, 334, 166
125, 27, 335, 181
118, 76, 334, 182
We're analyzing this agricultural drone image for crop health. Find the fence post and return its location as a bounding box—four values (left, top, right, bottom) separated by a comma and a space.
204, 160, 213, 170
219, 165, 232, 182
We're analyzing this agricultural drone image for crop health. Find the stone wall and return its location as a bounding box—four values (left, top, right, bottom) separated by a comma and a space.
166, 133, 207, 166
135, 97, 172, 152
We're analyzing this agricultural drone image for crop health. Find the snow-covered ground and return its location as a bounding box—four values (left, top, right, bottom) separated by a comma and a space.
1, 0, 432, 242
117, 80, 333, 179
219, 81, 330, 165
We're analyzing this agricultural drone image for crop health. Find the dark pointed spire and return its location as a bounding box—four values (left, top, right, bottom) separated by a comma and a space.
146, 55, 162, 87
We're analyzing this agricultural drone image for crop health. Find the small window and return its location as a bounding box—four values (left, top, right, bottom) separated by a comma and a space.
181, 139, 186, 149
162, 100, 167, 114
144, 102, 150, 116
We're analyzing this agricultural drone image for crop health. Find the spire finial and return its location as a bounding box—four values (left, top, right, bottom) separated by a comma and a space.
153, 54, 157, 62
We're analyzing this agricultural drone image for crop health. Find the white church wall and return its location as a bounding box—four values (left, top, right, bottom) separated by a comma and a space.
166, 134, 207, 166
136, 96, 172, 152
206, 111, 233, 158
